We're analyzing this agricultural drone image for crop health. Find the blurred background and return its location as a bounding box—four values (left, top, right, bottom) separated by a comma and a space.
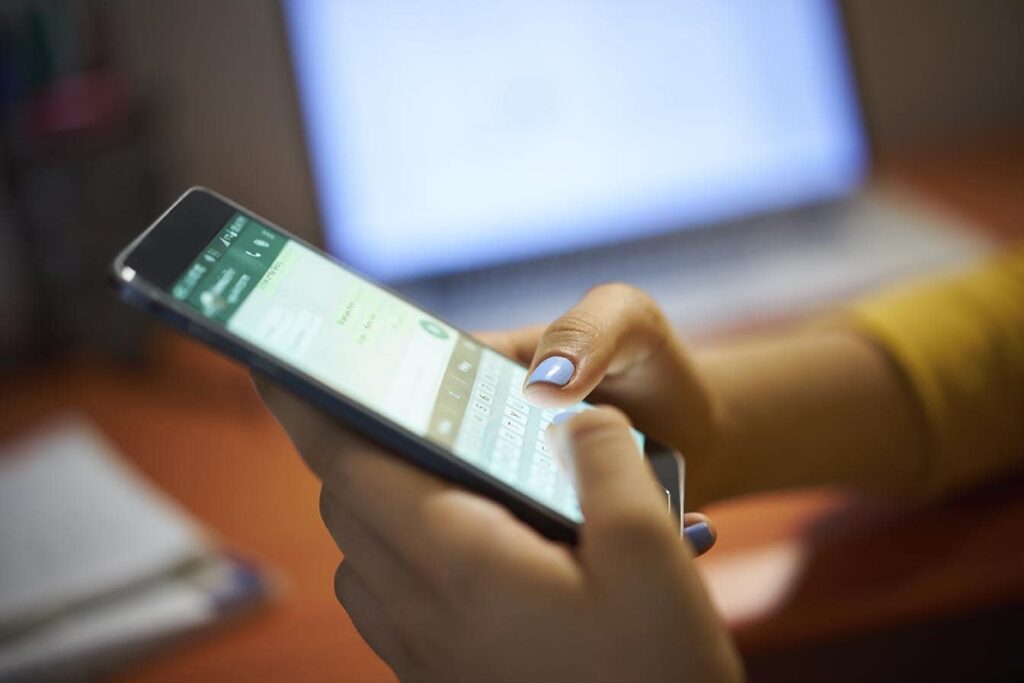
1, 1, 1023, 681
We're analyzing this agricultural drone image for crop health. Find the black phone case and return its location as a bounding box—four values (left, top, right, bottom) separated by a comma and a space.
112, 188, 684, 545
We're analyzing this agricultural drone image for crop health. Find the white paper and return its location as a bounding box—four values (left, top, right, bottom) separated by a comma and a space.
0, 416, 208, 632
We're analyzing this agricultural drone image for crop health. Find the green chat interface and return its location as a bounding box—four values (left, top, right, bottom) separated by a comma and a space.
170, 214, 646, 521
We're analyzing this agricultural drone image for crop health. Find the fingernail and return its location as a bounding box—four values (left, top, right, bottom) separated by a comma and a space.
684, 522, 715, 555
550, 411, 575, 426
526, 356, 575, 388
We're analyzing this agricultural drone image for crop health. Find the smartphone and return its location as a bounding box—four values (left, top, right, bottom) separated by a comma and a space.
111, 188, 684, 544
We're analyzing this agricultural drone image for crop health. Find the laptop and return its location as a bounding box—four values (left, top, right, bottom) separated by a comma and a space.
283, 0, 989, 332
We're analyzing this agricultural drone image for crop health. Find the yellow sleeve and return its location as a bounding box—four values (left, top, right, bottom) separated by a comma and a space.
849, 247, 1024, 497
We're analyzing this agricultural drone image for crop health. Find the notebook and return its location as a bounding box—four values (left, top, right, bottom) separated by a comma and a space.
0, 416, 271, 681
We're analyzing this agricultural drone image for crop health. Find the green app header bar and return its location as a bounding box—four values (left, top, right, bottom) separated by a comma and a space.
170, 213, 287, 324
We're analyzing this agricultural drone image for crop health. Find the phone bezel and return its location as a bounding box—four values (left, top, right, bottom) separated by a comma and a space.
111, 187, 684, 544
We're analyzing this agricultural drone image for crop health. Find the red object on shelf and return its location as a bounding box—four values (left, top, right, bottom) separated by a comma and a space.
25, 70, 129, 141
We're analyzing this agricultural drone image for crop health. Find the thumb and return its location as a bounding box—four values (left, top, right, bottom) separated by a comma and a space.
522, 283, 673, 408
549, 408, 683, 580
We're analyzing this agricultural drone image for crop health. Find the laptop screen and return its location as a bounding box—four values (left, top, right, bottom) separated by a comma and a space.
285, 0, 866, 280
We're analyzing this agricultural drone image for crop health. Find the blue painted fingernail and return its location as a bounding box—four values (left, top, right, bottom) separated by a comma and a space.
551, 411, 575, 425
684, 522, 715, 555
526, 356, 575, 387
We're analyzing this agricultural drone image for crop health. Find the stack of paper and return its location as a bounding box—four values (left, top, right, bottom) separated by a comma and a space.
0, 416, 270, 681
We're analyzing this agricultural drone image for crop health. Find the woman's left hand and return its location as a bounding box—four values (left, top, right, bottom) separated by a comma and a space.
256, 379, 741, 683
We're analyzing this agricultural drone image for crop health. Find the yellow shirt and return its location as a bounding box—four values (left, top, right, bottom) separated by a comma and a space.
852, 247, 1024, 497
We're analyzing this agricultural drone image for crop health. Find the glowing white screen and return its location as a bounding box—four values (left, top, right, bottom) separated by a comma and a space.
285, 0, 865, 280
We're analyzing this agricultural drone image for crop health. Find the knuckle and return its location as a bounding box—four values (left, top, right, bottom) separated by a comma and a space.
251, 372, 275, 403
544, 311, 602, 347
315, 441, 354, 493
333, 561, 353, 607
288, 422, 341, 479
592, 282, 668, 334
318, 483, 347, 525
591, 282, 655, 313
589, 281, 642, 302
318, 485, 333, 521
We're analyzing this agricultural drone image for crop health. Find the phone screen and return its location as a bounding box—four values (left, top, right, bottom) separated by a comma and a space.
168, 213, 645, 522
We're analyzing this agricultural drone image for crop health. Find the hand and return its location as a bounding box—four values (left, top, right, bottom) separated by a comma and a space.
476, 283, 725, 507
256, 379, 742, 683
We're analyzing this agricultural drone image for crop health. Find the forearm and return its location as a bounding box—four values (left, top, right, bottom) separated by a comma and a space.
689, 328, 929, 507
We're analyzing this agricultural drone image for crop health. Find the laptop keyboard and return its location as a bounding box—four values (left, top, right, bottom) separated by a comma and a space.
402, 191, 989, 334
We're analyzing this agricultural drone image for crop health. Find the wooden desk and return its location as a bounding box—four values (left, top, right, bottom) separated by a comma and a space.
0, 340, 393, 682
1, 135, 1022, 682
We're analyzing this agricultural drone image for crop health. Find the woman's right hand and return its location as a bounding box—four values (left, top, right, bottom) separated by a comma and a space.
476, 283, 726, 506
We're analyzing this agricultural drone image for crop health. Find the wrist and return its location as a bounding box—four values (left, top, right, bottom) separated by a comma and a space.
681, 394, 736, 510
675, 355, 735, 510
682, 346, 757, 509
